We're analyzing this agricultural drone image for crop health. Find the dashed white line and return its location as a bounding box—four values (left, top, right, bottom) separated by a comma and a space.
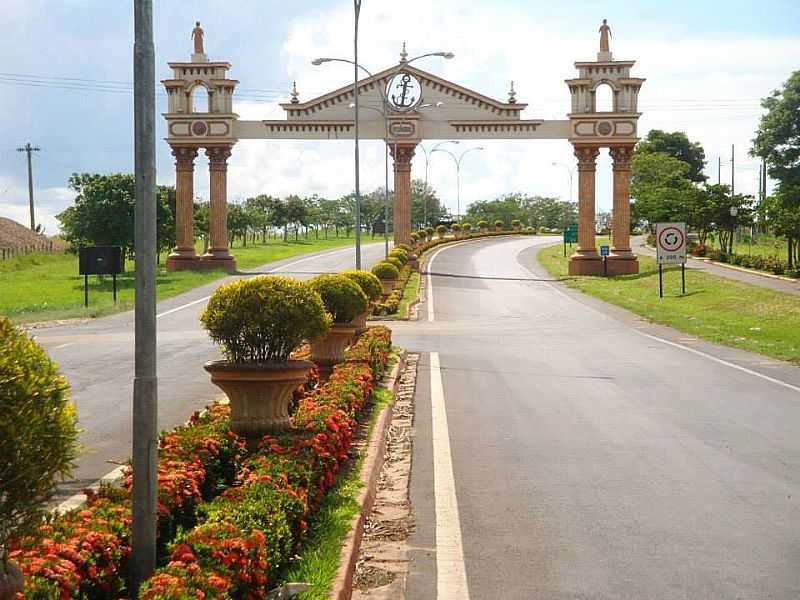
430, 352, 470, 599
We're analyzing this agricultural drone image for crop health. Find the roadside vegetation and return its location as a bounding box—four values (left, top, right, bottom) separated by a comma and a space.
539, 241, 800, 365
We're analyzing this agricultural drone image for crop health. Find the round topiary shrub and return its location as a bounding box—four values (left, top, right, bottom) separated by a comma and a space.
308, 273, 369, 324
372, 261, 400, 281
463, 222, 472, 232
452, 223, 462, 231
494, 220, 503, 228
478, 220, 488, 229
0, 317, 79, 561
410, 232, 419, 243
425, 227, 434, 236
201, 275, 331, 363
342, 269, 383, 302
385, 256, 404, 270
436, 224, 447, 234
511, 219, 521, 228
389, 249, 408, 264
396, 243, 412, 253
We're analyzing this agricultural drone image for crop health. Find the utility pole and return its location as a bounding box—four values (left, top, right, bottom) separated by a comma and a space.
731, 144, 735, 196
717, 156, 721, 185
132, 0, 158, 595
16, 143, 40, 231
352, 0, 362, 269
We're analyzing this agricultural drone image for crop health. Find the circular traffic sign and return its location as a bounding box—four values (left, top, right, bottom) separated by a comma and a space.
657, 226, 684, 252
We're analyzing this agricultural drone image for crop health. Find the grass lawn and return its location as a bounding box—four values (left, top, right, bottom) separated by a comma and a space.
706, 233, 788, 260
538, 239, 800, 365
0, 235, 358, 324
282, 383, 394, 597
375, 271, 421, 321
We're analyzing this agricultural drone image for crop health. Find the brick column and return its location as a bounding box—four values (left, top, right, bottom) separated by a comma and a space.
608, 145, 638, 274
390, 143, 416, 246
166, 146, 199, 271
202, 145, 236, 272
569, 145, 602, 275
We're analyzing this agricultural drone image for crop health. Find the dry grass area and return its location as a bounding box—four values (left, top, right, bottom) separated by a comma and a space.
0, 216, 63, 254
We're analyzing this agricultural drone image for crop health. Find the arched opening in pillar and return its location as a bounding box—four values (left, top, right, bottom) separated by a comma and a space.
595, 83, 614, 112
188, 84, 211, 113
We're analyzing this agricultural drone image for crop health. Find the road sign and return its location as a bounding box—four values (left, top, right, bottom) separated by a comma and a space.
564, 224, 578, 244
599, 245, 610, 257
655, 222, 687, 265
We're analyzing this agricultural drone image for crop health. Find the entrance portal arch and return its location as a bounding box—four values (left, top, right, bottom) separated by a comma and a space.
162, 20, 644, 276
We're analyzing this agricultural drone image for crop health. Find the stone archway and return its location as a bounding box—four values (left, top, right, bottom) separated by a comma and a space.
162, 20, 644, 276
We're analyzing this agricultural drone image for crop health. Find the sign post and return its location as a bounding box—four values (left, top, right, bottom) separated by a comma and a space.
563, 224, 578, 257
600, 245, 610, 276
79, 246, 123, 307
655, 222, 687, 298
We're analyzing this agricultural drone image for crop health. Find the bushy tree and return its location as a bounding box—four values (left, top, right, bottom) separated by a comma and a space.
637, 129, 707, 183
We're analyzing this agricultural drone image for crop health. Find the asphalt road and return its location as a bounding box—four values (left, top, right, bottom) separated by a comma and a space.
32, 241, 388, 501
391, 236, 800, 600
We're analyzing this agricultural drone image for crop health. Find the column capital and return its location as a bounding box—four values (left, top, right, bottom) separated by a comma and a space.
609, 145, 635, 171
390, 143, 416, 169
573, 146, 600, 171
171, 146, 199, 171
205, 145, 233, 171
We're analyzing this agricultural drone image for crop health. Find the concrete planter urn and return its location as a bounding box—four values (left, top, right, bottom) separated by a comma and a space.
350, 309, 370, 335
408, 253, 419, 270
310, 324, 357, 379
437, 231, 445, 240
0, 561, 23, 600
380, 278, 397, 297
512, 224, 520, 231
204, 360, 312, 440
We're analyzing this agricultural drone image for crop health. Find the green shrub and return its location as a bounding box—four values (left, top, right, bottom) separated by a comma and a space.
452, 223, 462, 231
388, 248, 408, 265
201, 275, 331, 363
308, 274, 368, 324
784, 268, 800, 279
425, 227, 434, 236
477, 220, 488, 229
436, 224, 447, 234
372, 261, 400, 281
494, 220, 503, 228
341, 270, 383, 303
395, 243, 413, 253
0, 317, 80, 555
511, 219, 521, 227
410, 232, 419, 242
463, 223, 472, 232
385, 256, 404, 270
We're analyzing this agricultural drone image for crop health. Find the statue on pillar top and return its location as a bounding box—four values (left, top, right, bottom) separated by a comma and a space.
192, 21, 207, 60
598, 19, 612, 60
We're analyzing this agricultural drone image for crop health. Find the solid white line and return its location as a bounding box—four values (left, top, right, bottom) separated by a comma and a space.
541, 270, 800, 396
53, 342, 76, 350
155, 245, 360, 320
430, 352, 470, 599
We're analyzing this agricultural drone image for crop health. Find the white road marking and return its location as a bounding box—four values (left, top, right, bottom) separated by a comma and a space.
155, 245, 361, 320
53, 342, 76, 350
541, 271, 800, 396
430, 352, 470, 599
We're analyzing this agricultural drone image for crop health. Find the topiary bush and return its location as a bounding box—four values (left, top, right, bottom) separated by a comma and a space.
410, 232, 419, 243
341, 269, 383, 303
309, 274, 368, 324
511, 219, 521, 228
385, 256, 404, 270
0, 317, 80, 563
201, 275, 331, 363
463, 223, 472, 232
425, 227, 434, 237
452, 223, 462, 231
388, 249, 408, 265
494, 220, 503, 228
436, 224, 447, 234
477, 220, 488, 229
372, 261, 400, 281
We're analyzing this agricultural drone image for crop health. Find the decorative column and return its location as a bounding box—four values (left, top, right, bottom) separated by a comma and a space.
608, 145, 639, 275
390, 143, 416, 246
569, 145, 603, 275
166, 146, 199, 271
202, 145, 237, 272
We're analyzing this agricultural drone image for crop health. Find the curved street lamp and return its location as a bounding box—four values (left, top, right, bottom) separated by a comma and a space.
312, 47, 453, 263
419, 140, 458, 227
431, 146, 484, 221
551, 161, 575, 204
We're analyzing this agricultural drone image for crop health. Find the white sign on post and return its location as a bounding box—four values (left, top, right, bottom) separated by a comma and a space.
656, 222, 687, 265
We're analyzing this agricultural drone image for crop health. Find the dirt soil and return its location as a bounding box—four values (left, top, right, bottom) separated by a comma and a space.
0, 216, 63, 251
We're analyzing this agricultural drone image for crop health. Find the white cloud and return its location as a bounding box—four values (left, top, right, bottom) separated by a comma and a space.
206, 1, 799, 215
0, 176, 74, 235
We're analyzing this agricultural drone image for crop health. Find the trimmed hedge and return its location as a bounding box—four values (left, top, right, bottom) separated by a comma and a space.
308, 274, 368, 323
341, 270, 383, 303
372, 261, 400, 281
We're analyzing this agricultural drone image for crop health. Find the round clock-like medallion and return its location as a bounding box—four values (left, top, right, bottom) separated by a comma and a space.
386, 72, 422, 112
597, 121, 613, 136
192, 121, 208, 136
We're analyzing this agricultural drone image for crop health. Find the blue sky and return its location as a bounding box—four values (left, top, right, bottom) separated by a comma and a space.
1, 0, 799, 232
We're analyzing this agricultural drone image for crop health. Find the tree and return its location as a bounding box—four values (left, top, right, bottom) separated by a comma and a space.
630, 152, 695, 227
751, 70, 800, 268
466, 193, 529, 226
637, 129, 707, 183
284, 195, 309, 241
411, 179, 447, 227
226, 203, 250, 247
57, 173, 175, 265
193, 201, 210, 253
527, 196, 577, 230
245, 194, 277, 243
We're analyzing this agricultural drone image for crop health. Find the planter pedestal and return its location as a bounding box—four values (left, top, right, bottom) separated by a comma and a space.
408, 253, 419, 271
311, 324, 357, 380
204, 360, 312, 444
379, 279, 397, 298
350, 310, 370, 336
0, 561, 23, 600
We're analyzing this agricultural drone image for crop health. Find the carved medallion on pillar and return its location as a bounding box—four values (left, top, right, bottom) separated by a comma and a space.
608, 145, 638, 275
390, 143, 416, 246
569, 145, 603, 275
166, 146, 200, 272
202, 145, 237, 273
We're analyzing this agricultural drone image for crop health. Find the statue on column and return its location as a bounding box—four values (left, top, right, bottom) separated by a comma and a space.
192, 21, 205, 55
599, 19, 612, 53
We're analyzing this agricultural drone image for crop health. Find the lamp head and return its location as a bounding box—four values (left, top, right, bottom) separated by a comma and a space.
442, 52, 455, 59
311, 58, 329, 66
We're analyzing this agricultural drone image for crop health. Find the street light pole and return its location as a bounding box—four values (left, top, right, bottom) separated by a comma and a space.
353, 0, 362, 269
419, 140, 458, 227
432, 146, 483, 221
551, 162, 575, 203
132, 0, 157, 594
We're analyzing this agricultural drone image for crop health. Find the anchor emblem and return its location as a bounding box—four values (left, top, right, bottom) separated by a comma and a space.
390, 73, 417, 110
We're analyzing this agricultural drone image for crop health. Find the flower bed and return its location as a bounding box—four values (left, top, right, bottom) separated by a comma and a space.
372, 265, 412, 316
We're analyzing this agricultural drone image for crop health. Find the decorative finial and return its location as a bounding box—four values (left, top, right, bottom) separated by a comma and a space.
399, 42, 408, 63
508, 81, 517, 104
290, 81, 299, 104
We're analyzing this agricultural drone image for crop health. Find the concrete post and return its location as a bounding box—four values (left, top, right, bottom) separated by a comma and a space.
569, 145, 602, 275
608, 145, 639, 275
390, 143, 416, 246
202, 145, 236, 272
166, 146, 199, 271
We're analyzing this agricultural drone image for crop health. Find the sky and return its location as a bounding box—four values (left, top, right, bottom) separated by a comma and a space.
1, 0, 799, 233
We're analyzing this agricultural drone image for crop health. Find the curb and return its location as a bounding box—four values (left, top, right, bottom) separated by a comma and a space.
330, 350, 407, 600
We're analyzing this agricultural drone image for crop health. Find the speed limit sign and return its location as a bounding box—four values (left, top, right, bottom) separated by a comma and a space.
656, 223, 687, 265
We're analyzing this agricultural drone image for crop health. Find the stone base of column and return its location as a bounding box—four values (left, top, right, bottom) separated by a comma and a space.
165, 253, 200, 272
200, 252, 237, 273
606, 254, 639, 275
568, 253, 604, 276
